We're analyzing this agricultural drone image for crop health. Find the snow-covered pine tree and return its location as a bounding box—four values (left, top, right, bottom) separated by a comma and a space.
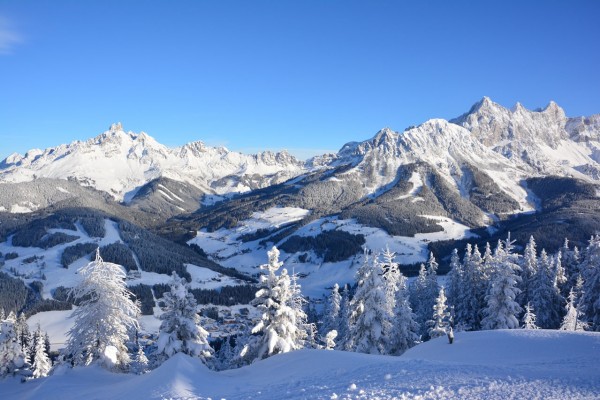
65, 249, 140, 370
454, 244, 475, 330
530, 249, 563, 329
0, 315, 26, 377
216, 336, 237, 370
379, 247, 400, 353
446, 248, 463, 312
580, 235, 600, 331
156, 272, 212, 363
31, 324, 51, 378
560, 288, 589, 331
322, 283, 342, 338
428, 287, 450, 339
481, 243, 521, 330
521, 303, 539, 329
244, 247, 302, 361
409, 263, 429, 337
324, 330, 337, 350
553, 251, 567, 295
15, 313, 31, 359
131, 344, 149, 374
336, 284, 351, 350
289, 270, 310, 349
518, 236, 538, 308
387, 254, 419, 354
347, 253, 390, 354
410, 253, 439, 340
562, 238, 581, 294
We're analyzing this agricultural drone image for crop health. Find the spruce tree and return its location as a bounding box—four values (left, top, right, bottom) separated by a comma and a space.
388, 256, 419, 354
347, 254, 390, 354
0, 315, 26, 376
521, 303, 539, 329
560, 289, 588, 331
65, 249, 140, 369
31, 324, 52, 378
428, 287, 450, 339
518, 236, 538, 308
244, 247, 303, 361
580, 235, 600, 330
322, 283, 342, 337
530, 249, 563, 329
481, 244, 521, 330
156, 272, 212, 363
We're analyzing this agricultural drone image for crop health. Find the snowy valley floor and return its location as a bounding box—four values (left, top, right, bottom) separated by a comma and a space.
2, 330, 600, 400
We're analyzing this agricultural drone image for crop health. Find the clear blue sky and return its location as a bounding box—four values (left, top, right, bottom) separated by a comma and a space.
1, 1, 599, 161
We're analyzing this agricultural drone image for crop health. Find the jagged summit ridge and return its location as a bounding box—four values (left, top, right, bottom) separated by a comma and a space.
0, 123, 306, 201
451, 98, 600, 179
2, 97, 599, 206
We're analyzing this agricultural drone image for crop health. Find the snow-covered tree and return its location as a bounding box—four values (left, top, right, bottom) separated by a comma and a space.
324, 330, 337, 350
156, 272, 212, 363
410, 252, 439, 339
131, 345, 149, 374
244, 247, 303, 361
553, 251, 567, 294
289, 270, 310, 349
322, 283, 342, 337
518, 236, 538, 307
428, 287, 450, 339
530, 249, 563, 329
65, 249, 140, 370
580, 235, 600, 331
481, 244, 521, 330
561, 238, 581, 294
0, 315, 26, 377
388, 257, 419, 354
347, 254, 390, 354
446, 249, 463, 311
336, 285, 351, 349
521, 303, 539, 329
15, 313, 31, 359
31, 324, 51, 378
560, 289, 588, 331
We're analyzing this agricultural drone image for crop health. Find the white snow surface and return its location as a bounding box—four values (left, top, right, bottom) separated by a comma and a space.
2, 330, 599, 399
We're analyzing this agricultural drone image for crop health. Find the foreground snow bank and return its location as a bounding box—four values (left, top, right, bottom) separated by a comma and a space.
1, 330, 599, 399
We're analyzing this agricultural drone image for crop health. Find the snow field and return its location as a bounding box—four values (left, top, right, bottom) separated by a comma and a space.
2, 330, 599, 399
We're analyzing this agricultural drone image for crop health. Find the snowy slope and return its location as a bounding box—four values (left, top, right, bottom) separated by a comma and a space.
1, 330, 598, 399
0, 123, 305, 201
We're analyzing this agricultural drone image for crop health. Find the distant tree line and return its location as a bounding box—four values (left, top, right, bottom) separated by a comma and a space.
280, 230, 366, 263
61, 242, 98, 268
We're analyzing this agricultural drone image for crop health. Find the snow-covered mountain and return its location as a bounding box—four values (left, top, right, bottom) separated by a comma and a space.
314, 119, 529, 210
2, 98, 599, 213
0, 123, 305, 202
451, 97, 600, 180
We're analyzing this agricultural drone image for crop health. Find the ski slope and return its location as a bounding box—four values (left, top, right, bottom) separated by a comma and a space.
2, 330, 599, 399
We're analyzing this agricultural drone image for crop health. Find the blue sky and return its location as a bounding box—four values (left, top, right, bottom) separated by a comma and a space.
1, 1, 599, 160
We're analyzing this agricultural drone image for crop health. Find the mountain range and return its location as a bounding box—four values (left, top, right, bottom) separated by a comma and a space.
0, 97, 599, 299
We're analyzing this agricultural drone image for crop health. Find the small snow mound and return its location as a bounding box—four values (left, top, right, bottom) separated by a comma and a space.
402, 329, 600, 366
